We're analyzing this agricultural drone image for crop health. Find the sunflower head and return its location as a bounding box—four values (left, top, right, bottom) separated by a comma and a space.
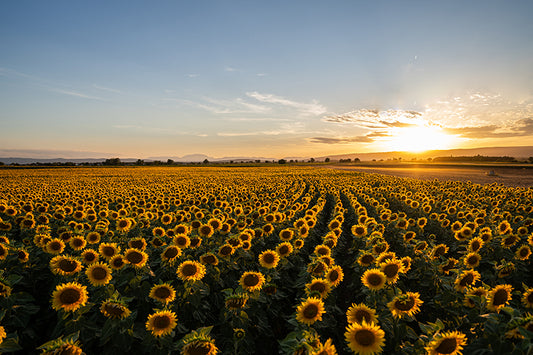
181, 327, 218, 355
37, 335, 84, 355
239, 271, 265, 292
86, 262, 113, 287
346, 303, 378, 325
177, 260, 206, 282
146, 310, 178, 337
259, 250, 280, 269
124, 248, 148, 268
51, 282, 89, 312
225, 292, 248, 310
387, 292, 423, 319
296, 297, 326, 326
149, 283, 176, 304
425, 331, 467, 355
361, 269, 387, 291
487, 284, 513, 312
100, 298, 131, 320
344, 321, 386, 355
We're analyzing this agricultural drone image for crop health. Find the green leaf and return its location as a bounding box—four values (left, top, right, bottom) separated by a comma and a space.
0, 338, 23, 352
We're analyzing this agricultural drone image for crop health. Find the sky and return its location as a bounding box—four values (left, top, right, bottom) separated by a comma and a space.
1, 0, 533, 159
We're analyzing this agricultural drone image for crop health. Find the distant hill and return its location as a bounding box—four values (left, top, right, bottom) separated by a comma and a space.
316, 146, 533, 162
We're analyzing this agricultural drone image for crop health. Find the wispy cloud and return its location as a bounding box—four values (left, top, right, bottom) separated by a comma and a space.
224, 67, 237, 72
309, 135, 375, 144
49, 88, 104, 101
246, 91, 327, 116
93, 84, 122, 94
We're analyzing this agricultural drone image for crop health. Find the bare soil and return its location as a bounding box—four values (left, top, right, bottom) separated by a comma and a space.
327, 165, 533, 188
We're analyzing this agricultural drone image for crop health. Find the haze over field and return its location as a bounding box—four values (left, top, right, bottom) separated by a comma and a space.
1, 1, 533, 159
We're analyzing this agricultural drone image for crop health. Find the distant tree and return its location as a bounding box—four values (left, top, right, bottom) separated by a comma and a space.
278, 159, 287, 164
309, 158, 315, 163
529, 157, 533, 164
103, 158, 122, 166
203, 159, 209, 164
136, 159, 144, 166
325, 157, 330, 163
167, 159, 174, 165
353, 158, 360, 163
255, 160, 261, 164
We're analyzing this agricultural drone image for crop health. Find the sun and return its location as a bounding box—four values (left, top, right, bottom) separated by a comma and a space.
384, 125, 455, 152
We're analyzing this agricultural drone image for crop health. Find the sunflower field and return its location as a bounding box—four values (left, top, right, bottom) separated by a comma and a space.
0, 166, 532, 354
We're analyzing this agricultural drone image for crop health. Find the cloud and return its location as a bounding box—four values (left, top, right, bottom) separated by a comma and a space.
309, 135, 375, 144
316, 93, 533, 144
49, 88, 104, 101
93, 84, 122, 94
246, 91, 327, 116
224, 67, 237, 72
112, 125, 207, 137
217, 131, 282, 137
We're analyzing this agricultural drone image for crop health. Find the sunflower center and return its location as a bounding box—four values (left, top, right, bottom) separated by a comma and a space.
394, 297, 415, 311
354, 329, 375, 347
355, 310, 371, 323
303, 304, 319, 319
279, 246, 289, 255
130, 240, 144, 249
84, 252, 96, 262
355, 227, 365, 235
527, 292, 533, 303
112, 257, 124, 267
59, 288, 81, 305
104, 303, 126, 316
368, 273, 384, 286
203, 255, 215, 264
263, 253, 276, 264
220, 246, 232, 255
185, 342, 211, 355
59, 259, 78, 272
102, 246, 116, 257
49, 241, 62, 251
127, 251, 143, 264
164, 247, 179, 259
243, 274, 260, 287
520, 248, 529, 257
460, 273, 474, 286
467, 255, 479, 265
92, 266, 108, 280
182, 264, 198, 277
493, 289, 509, 306
310, 282, 326, 293
153, 315, 171, 329
434, 338, 457, 354
329, 270, 339, 281
471, 241, 480, 251
383, 264, 399, 278
176, 237, 187, 246
361, 255, 374, 264
154, 287, 171, 299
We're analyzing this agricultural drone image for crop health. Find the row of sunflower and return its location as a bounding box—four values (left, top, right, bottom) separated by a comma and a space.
0, 166, 532, 354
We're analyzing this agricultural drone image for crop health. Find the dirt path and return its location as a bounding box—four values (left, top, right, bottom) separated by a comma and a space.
326, 165, 533, 188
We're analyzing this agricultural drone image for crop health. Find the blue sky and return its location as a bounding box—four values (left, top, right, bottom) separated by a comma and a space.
1, 0, 533, 158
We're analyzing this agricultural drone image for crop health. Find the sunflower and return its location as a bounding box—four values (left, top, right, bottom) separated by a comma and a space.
346, 303, 378, 325
45, 238, 65, 255
152, 226, 166, 237
0, 325, 5, 344
160, 213, 173, 225
146, 310, 178, 337
239, 271, 265, 292
387, 292, 423, 319
161, 245, 182, 263
425, 331, 467, 355
173, 234, 191, 249
361, 269, 387, 291
310, 338, 337, 355
0, 281, 12, 298
17, 249, 29, 263
501, 234, 519, 248
128, 237, 147, 251
100, 299, 131, 320
463, 252, 481, 269
177, 260, 206, 282
352, 224, 367, 237
258, 250, 280, 269
325, 265, 344, 287
198, 224, 214, 238
515, 245, 531, 261
109, 255, 127, 270
51, 282, 89, 312
430, 244, 449, 260
486, 284, 513, 312
314, 245, 331, 257
181, 328, 219, 355
190, 236, 202, 249
276, 242, 293, 257
439, 258, 458, 275
463, 287, 488, 308
149, 283, 176, 304
218, 244, 235, 258
497, 220, 512, 235
522, 287, 533, 308
86, 262, 113, 287
379, 259, 403, 283
296, 297, 326, 326
344, 321, 385, 355
39, 337, 84, 355
305, 278, 332, 298
279, 228, 294, 241
99, 243, 120, 260
124, 248, 148, 268
200, 252, 219, 266
454, 270, 481, 292
357, 253, 375, 267
50, 255, 83, 276
294, 239, 305, 249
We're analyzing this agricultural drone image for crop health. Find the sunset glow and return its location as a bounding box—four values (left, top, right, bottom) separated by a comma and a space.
383, 125, 456, 152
